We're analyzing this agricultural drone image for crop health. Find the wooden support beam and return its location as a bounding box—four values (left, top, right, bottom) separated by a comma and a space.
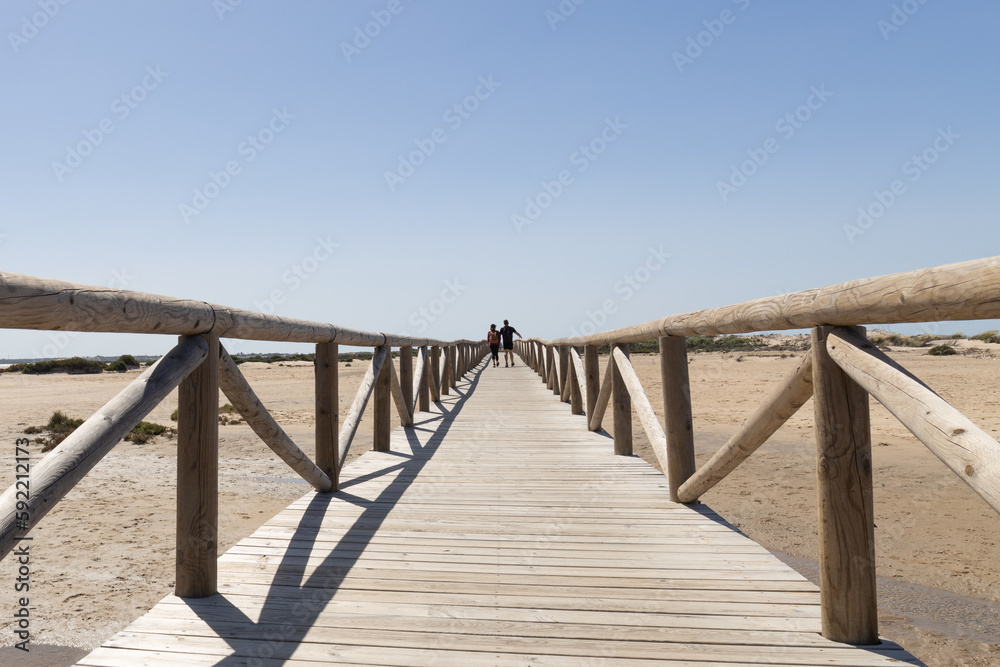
430, 346, 441, 402
588, 353, 615, 432
660, 336, 697, 503
611, 343, 633, 456
569, 347, 585, 415
399, 345, 413, 422
338, 347, 388, 467
386, 354, 413, 427
559, 346, 571, 402
812, 325, 877, 645
217, 345, 332, 492
677, 353, 814, 503
176, 333, 220, 598
584, 345, 599, 419
373, 346, 391, 452
826, 327, 1000, 513
441, 346, 452, 396
612, 346, 664, 468
314, 342, 339, 492
416, 346, 430, 413
0, 336, 208, 561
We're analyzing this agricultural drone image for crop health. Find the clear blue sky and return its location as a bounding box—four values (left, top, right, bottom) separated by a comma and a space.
2, 1, 998, 359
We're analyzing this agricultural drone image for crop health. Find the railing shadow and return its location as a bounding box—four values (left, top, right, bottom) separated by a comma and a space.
183, 360, 487, 665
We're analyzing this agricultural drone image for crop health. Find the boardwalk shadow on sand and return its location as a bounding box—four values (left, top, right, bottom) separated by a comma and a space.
183, 363, 486, 665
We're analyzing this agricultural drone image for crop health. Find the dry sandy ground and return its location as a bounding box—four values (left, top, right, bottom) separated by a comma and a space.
2, 340, 1000, 665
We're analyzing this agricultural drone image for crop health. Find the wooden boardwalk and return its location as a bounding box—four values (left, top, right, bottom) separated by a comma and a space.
77, 357, 918, 666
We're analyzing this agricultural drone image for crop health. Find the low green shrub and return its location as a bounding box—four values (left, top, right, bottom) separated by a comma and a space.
20, 357, 105, 374
928, 344, 957, 356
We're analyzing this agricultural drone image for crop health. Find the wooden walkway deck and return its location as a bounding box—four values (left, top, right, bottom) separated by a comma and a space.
77, 357, 919, 666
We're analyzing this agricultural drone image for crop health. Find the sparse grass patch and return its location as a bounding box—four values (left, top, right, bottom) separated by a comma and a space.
125, 421, 175, 444
971, 330, 1000, 344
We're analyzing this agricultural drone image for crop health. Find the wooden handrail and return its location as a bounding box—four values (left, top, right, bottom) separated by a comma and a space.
0, 335, 209, 560
0, 271, 476, 348
525, 255, 1000, 346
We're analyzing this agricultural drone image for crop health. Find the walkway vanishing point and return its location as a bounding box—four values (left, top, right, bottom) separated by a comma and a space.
76, 359, 917, 666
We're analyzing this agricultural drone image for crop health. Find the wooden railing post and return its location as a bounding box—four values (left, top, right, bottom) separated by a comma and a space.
418, 346, 430, 412
584, 344, 599, 418
660, 336, 696, 503
430, 346, 441, 402
373, 346, 391, 452
441, 346, 452, 396
548, 346, 559, 393
569, 348, 584, 415
399, 345, 413, 423
176, 333, 219, 598
558, 346, 570, 402
611, 342, 632, 456
315, 342, 339, 492
812, 325, 877, 645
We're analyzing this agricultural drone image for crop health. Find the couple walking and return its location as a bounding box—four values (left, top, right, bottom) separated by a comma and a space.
487, 320, 521, 368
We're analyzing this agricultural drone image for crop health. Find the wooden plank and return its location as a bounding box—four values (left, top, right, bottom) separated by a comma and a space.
175, 333, 219, 598
812, 325, 877, 644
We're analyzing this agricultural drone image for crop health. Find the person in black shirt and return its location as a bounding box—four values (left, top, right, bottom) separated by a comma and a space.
499, 319, 521, 367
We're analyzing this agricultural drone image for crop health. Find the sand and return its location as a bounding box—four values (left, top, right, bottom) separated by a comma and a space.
2, 342, 1000, 665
